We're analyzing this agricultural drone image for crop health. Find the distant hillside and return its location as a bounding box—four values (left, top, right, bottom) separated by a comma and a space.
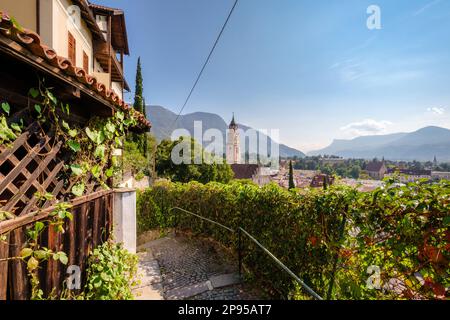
147, 105, 305, 158
309, 126, 450, 161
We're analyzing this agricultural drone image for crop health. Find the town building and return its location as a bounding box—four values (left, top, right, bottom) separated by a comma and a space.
365, 160, 387, 180
2, 0, 129, 99
431, 171, 450, 181
385, 168, 432, 183
319, 157, 346, 166
310, 174, 335, 188
226, 114, 277, 186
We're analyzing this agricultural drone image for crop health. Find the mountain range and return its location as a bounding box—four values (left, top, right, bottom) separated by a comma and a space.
146, 105, 306, 158
308, 126, 450, 161
146, 106, 450, 161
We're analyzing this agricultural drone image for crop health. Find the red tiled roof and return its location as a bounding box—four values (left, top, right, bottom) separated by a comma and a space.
231, 164, 259, 180
310, 174, 334, 188
0, 12, 150, 129
366, 161, 384, 172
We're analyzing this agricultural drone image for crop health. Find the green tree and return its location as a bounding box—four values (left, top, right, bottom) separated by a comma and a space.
349, 165, 361, 179
155, 137, 234, 184
128, 57, 148, 158
133, 57, 144, 113
288, 160, 295, 190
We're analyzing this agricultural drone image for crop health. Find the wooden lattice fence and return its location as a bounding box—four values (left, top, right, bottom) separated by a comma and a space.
0, 122, 114, 300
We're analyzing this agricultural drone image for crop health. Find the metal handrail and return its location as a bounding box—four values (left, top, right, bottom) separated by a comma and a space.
169, 206, 323, 300
169, 207, 235, 233
238, 227, 323, 300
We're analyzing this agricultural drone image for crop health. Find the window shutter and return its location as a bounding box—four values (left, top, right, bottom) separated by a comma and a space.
68, 32, 76, 65
83, 51, 89, 73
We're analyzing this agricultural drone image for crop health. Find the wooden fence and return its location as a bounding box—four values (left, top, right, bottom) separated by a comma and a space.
0, 122, 115, 300
0, 191, 113, 300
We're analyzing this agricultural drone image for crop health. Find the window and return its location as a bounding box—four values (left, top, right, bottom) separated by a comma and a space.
68, 32, 76, 65
83, 51, 89, 73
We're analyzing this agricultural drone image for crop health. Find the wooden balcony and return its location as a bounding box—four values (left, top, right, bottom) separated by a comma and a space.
93, 40, 129, 90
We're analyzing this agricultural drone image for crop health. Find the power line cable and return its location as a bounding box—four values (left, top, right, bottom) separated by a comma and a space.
167, 0, 239, 135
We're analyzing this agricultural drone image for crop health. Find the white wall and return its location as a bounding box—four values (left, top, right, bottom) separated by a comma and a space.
52, 0, 93, 72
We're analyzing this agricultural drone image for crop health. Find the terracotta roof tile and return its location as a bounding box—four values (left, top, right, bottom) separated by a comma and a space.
0, 11, 150, 129
231, 164, 259, 180
366, 161, 385, 172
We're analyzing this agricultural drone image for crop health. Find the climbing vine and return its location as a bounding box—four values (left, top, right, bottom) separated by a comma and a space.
0, 194, 71, 300
0, 78, 143, 299
28, 80, 140, 196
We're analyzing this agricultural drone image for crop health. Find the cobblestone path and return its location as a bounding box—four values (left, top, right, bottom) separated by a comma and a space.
138, 233, 260, 300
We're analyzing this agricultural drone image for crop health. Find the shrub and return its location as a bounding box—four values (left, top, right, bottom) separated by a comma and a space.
137, 179, 449, 300
84, 241, 138, 300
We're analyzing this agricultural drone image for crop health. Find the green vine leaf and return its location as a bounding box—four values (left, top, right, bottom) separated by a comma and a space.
0, 210, 15, 221
94, 145, 106, 159
91, 165, 101, 179
10, 123, 22, 133
29, 88, 39, 98
105, 167, 114, 178
20, 248, 33, 259
34, 104, 42, 115
34, 250, 49, 260
35, 222, 45, 233
106, 122, 116, 134
116, 111, 124, 121
70, 164, 84, 176
115, 137, 123, 147
46, 90, 57, 105
62, 120, 71, 131
1, 102, 10, 115
27, 257, 39, 271
68, 129, 78, 138
58, 252, 68, 265
72, 183, 85, 197
67, 140, 81, 153
85, 127, 105, 144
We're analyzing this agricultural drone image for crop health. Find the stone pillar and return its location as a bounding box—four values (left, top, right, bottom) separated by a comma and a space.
113, 189, 137, 254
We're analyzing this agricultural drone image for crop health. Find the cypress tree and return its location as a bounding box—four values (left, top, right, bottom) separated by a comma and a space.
288, 160, 295, 190
133, 57, 144, 113
131, 57, 146, 154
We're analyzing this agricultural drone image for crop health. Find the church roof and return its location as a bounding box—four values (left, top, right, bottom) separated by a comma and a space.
229, 113, 238, 129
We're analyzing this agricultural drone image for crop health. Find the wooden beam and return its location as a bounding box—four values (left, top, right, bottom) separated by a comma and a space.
0, 190, 114, 235
0, 233, 10, 300
108, 14, 112, 88
36, 0, 40, 35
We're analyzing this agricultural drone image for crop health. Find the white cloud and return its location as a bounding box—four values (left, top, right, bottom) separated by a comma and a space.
427, 107, 445, 115
340, 119, 393, 137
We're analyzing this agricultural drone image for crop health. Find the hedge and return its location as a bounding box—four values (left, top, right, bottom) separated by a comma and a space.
137, 179, 449, 300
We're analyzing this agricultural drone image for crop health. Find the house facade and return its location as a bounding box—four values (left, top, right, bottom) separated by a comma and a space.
366, 161, 387, 180
1, 0, 129, 99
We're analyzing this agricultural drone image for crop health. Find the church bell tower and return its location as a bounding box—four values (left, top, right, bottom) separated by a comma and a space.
226, 113, 241, 164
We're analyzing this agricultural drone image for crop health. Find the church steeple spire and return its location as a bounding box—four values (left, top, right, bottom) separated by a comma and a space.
229, 112, 237, 129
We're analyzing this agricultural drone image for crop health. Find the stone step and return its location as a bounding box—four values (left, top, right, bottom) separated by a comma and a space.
165, 273, 241, 300
133, 250, 164, 300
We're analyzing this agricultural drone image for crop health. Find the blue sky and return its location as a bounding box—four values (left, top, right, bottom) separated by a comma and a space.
95, 0, 450, 152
